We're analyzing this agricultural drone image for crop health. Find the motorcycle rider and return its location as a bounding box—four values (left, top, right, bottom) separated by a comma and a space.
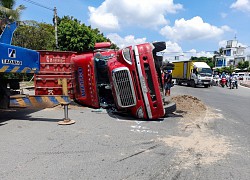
229, 73, 233, 88
229, 73, 238, 89
220, 72, 226, 87
226, 73, 230, 87
233, 73, 238, 89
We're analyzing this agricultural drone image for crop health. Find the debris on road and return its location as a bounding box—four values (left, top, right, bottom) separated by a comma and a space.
159, 95, 232, 169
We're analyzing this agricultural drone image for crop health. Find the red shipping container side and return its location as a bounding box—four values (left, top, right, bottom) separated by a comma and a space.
34, 74, 74, 99
37, 51, 75, 74
35, 51, 76, 99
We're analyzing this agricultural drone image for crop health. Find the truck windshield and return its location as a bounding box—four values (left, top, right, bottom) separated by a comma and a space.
198, 68, 212, 76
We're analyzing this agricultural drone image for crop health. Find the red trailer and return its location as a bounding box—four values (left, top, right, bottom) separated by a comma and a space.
34, 51, 75, 98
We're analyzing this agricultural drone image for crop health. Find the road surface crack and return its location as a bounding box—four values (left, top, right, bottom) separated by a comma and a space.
117, 145, 159, 162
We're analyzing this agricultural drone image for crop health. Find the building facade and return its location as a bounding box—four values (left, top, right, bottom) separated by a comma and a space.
214, 40, 249, 69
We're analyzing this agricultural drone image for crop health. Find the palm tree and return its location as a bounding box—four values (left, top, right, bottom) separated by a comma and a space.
0, 0, 25, 33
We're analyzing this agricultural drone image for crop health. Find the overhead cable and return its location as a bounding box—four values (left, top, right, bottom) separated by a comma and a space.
22, 0, 53, 11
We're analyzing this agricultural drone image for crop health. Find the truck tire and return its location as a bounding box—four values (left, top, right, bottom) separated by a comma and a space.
176, 79, 182, 85
164, 101, 176, 116
191, 80, 196, 88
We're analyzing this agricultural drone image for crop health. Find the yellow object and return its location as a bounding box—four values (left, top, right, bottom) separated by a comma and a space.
58, 78, 68, 96
172, 61, 194, 80
10, 95, 70, 108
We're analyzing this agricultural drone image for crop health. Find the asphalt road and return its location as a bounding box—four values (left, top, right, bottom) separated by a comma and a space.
0, 84, 250, 180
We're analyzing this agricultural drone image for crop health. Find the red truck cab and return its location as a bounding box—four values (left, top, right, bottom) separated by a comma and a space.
72, 42, 166, 119
107, 43, 165, 119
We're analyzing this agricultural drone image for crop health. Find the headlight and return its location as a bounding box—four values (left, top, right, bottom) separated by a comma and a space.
136, 107, 144, 119
122, 48, 132, 65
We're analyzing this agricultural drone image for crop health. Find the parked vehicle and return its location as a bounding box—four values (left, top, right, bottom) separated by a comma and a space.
172, 61, 213, 88
0, 22, 40, 108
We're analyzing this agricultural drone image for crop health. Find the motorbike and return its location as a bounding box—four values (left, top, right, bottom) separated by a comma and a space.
220, 77, 227, 87
230, 78, 238, 89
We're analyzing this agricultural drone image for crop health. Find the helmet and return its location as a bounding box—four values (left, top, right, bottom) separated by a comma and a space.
168, 70, 172, 73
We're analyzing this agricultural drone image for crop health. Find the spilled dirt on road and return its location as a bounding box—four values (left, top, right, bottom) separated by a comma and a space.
159, 95, 232, 169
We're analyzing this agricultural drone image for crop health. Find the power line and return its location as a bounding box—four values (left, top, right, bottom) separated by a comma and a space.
22, 0, 53, 11
160, 51, 217, 54
21, 0, 58, 48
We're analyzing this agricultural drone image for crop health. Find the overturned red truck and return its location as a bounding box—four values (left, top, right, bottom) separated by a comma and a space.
70, 41, 175, 119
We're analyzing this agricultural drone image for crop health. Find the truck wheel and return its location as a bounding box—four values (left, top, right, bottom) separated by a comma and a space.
191, 80, 196, 88
164, 101, 176, 116
204, 84, 209, 88
176, 79, 181, 85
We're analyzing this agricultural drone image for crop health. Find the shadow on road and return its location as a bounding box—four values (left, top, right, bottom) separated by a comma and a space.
105, 108, 182, 122
0, 108, 61, 123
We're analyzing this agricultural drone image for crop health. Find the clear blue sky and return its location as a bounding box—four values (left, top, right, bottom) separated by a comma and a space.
15, 0, 250, 60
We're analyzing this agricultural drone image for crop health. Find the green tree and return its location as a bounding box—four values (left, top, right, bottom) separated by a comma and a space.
237, 61, 244, 69
244, 61, 249, 69
12, 20, 55, 50
57, 16, 117, 51
238, 61, 249, 70
0, 0, 25, 33
215, 66, 234, 74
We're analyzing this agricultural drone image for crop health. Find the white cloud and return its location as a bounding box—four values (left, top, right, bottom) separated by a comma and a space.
161, 41, 190, 61
88, 0, 183, 31
220, 13, 228, 18
162, 41, 183, 61
163, 41, 183, 53
170, 49, 213, 60
187, 49, 214, 58
161, 41, 214, 61
160, 16, 230, 42
88, 6, 119, 31
230, 0, 250, 13
221, 25, 233, 32
106, 33, 147, 48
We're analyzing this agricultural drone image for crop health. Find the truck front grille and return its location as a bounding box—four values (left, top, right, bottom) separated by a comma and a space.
112, 68, 136, 107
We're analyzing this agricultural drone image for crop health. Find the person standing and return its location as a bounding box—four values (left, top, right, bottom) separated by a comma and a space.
164, 70, 172, 96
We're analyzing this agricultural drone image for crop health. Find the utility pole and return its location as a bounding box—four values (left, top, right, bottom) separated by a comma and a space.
54, 7, 59, 49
